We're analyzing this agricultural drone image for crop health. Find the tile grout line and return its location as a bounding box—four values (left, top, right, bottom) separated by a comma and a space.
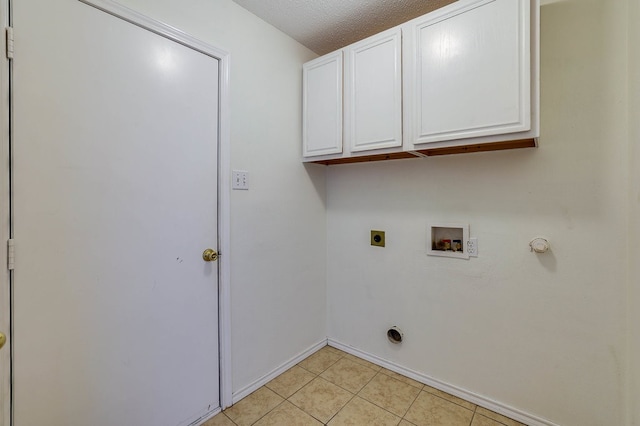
324, 388, 359, 425
320, 357, 393, 422
318, 351, 425, 423
359, 371, 416, 421
338, 346, 484, 415
298, 348, 343, 376
322, 359, 379, 395
398, 379, 423, 424
248, 399, 288, 426
469, 405, 479, 426
342, 346, 520, 425
253, 361, 321, 425
222, 412, 239, 426
295, 349, 376, 425
284, 370, 324, 422
473, 412, 513, 426
318, 351, 375, 424
219, 346, 522, 426
285, 357, 347, 425
329, 367, 389, 421
424, 389, 479, 413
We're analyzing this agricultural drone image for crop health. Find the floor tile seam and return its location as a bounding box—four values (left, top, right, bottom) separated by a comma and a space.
361, 367, 383, 389
339, 359, 380, 378
322, 356, 343, 373
324, 390, 360, 425
320, 362, 379, 394
420, 387, 478, 412
240, 350, 488, 426
470, 411, 481, 426
317, 375, 370, 395
263, 382, 284, 399
316, 373, 357, 392
316, 346, 345, 358
466, 409, 475, 426
285, 374, 325, 403
429, 390, 477, 415
220, 412, 240, 426
290, 398, 336, 426
298, 348, 344, 372
472, 412, 513, 426
377, 369, 424, 390
375, 369, 422, 389
297, 362, 324, 376
285, 376, 354, 424
366, 370, 423, 405
323, 345, 346, 356
347, 356, 382, 371
356, 395, 406, 421
246, 399, 288, 426
355, 370, 424, 418
402, 390, 426, 424
352, 392, 407, 422
284, 394, 326, 425
333, 358, 424, 394
304, 354, 343, 375
265, 378, 315, 400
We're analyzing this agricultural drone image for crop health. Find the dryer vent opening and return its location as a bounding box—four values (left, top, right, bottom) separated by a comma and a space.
387, 326, 403, 344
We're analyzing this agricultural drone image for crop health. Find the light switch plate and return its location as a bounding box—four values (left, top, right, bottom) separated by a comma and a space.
232, 170, 249, 190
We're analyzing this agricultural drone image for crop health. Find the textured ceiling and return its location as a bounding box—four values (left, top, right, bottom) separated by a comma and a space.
232, 0, 457, 55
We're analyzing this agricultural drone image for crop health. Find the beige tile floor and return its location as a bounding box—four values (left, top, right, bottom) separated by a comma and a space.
204, 346, 526, 426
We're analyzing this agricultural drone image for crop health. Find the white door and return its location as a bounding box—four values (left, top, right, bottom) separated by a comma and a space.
12, 1, 221, 425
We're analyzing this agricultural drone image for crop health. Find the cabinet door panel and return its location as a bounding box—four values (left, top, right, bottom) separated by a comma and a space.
410, 0, 530, 144
346, 29, 402, 152
303, 52, 343, 157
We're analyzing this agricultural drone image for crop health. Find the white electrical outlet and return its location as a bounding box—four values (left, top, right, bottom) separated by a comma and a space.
232, 170, 249, 190
467, 238, 478, 257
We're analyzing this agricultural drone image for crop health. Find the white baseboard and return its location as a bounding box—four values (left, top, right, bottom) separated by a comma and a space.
232, 339, 328, 404
327, 338, 559, 426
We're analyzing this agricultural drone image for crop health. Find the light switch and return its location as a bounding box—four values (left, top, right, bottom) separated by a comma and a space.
232, 170, 249, 190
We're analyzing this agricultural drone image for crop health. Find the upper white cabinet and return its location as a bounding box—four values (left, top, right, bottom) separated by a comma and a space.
403, 0, 532, 146
303, 51, 343, 157
302, 0, 539, 164
345, 28, 403, 153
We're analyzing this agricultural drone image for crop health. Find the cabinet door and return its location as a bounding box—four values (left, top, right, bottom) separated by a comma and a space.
345, 28, 402, 152
405, 0, 530, 145
303, 51, 343, 157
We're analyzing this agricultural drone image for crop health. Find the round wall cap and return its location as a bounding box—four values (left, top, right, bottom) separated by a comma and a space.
529, 237, 550, 253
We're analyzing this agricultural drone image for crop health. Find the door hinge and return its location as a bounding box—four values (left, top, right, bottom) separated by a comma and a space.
7, 239, 14, 270
6, 27, 13, 59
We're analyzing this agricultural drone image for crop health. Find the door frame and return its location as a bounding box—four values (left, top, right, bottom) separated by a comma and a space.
2, 0, 234, 420
0, 0, 10, 424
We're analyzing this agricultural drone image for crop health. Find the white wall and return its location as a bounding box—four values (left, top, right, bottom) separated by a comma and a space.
628, 0, 640, 423
326, 1, 629, 425
84, 1, 639, 423
114, 0, 327, 397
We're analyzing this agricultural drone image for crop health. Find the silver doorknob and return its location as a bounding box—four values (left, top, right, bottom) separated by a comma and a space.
202, 249, 218, 262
